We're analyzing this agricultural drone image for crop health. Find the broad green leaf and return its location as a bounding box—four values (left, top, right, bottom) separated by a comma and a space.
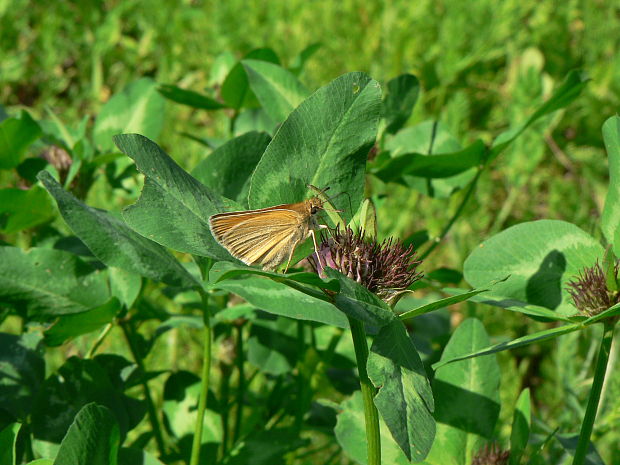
432, 322, 582, 370
368, 319, 435, 461
464, 220, 603, 315
325, 268, 395, 328
191, 131, 270, 206
247, 315, 299, 375
242, 59, 310, 122
383, 74, 420, 134
371, 139, 485, 180
378, 121, 477, 198
509, 388, 531, 465
248, 72, 382, 222
0, 423, 21, 465
221, 48, 280, 109
490, 70, 589, 160
426, 319, 500, 465
31, 357, 145, 443
27, 460, 53, 465
53, 403, 120, 465
0, 246, 109, 317
602, 115, 620, 255
115, 134, 240, 261
0, 110, 42, 170
212, 274, 348, 328
109, 267, 142, 308
289, 43, 321, 75
356, 198, 377, 239
94, 78, 166, 151
208, 51, 236, 86
38, 171, 199, 288
158, 84, 226, 110
0, 186, 54, 233
0, 332, 45, 420
334, 391, 409, 465
44, 298, 120, 346
398, 287, 491, 321
209, 260, 339, 291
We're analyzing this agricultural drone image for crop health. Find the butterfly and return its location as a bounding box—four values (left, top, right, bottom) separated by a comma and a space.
209, 195, 326, 272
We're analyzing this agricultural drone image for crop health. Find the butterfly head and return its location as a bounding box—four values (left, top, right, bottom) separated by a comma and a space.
307, 196, 324, 215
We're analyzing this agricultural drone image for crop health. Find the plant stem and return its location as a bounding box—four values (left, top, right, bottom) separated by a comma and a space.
572, 321, 616, 465
232, 323, 246, 444
348, 316, 381, 465
419, 166, 483, 261
86, 321, 113, 358
295, 321, 307, 431
190, 291, 213, 465
121, 322, 166, 456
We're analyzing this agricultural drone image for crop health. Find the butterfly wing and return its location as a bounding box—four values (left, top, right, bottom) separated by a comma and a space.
209, 208, 309, 270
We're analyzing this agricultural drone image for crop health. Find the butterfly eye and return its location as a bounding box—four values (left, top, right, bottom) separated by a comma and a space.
311, 206, 318, 214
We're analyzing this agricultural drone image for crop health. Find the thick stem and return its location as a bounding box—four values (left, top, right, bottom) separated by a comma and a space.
121, 322, 166, 456
190, 291, 213, 465
572, 321, 616, 465
348, 317, 381, 465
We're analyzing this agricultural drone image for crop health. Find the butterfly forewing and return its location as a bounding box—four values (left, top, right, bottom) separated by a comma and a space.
209, 204, 312, 269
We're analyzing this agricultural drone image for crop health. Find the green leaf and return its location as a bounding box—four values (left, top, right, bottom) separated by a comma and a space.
220, 48, 280, 109
459, 292, 575, 322
212, 274, 348, 328
325, 268, 395, 328
31, 357, 145, 443
509, 388, 531, 465
118, 448, 165, 465
115, 134, 240, 261
372, 139, 485, 180
432, 322, 582, 370
582, 301, 620, 325
27, 460, 53, 465
157, 84, 226, 110
247, 315, 299, 375
383, 74, 420, 134
556, 434, 606, 465
109, 267, 142, 308
248, 72, 382, 222
0, 186, 55, 233
0, 423, 21, 465
0, 246, 109, 317
94, 78, 166, 151
490, 70, 589, 160
602, 116, 620, 255
44, 298, 121, 346
53, 403, 120, 465
191, 131, 270, 206
398, 287, 491, 321
367, 319, 435, 461
209, 260, 339, 291
242, 59, 310, 122
0, 110, 42, 170
426, 319, 500, 465
225, 429, 306, 465
38, 171, 199, 288
464, 220, 604, 315
0, 332, 45, 420
334, 391, 410, 465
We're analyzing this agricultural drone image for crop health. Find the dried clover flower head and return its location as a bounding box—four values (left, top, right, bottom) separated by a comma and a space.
566, 261, 620, 317
471, 443, 510, 465
309, 226, 422, 305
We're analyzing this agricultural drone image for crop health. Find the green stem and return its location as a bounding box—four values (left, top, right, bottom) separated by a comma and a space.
121, 322, 166, 456
572, 321, 616, 465
348, 317, 381, 465
232, 323, 246, 444
219, 362, 231, 459
419, 166, 483, 261
295, 321, 307, 431
190, 291, 213, 465
86, 322, 113, 359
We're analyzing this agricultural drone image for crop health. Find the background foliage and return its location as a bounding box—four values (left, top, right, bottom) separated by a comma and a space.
1, 1, 619, 464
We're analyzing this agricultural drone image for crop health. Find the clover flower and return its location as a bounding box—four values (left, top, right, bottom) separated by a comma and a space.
309, 226, 422, 305
566, 261, 620, 317
471, 443, 510, 465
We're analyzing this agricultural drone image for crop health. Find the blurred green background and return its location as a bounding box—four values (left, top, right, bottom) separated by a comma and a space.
2, 0, 620, 462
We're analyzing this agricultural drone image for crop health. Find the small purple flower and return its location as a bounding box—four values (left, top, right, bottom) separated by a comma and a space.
471, 443, 510, 465
309, 226, 422, 305
566, 261, 620, 317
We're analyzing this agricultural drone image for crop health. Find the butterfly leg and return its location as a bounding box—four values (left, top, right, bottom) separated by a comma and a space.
310, 229, 324, 270
283, 239, 301, 273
